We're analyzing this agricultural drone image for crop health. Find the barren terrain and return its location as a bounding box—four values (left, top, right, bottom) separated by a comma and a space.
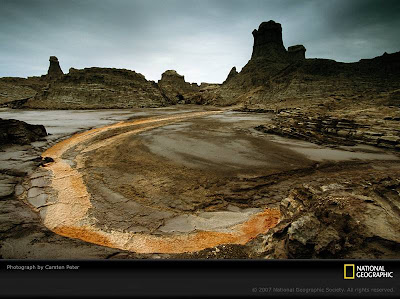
1, 19, 399, 259
1, 106, 399, 259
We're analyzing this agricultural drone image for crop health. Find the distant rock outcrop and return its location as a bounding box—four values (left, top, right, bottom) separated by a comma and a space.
46, 56, 64, 80
0, 77, 47, 107
204, 20, 294, 105
25, 67, 170, 109
1, 20, 400, 111
158, 70, 199, 104
200, 20, 400, 108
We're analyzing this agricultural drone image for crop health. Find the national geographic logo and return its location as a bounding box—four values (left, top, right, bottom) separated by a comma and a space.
344, 264, 355, 279
344, 264, 394, 279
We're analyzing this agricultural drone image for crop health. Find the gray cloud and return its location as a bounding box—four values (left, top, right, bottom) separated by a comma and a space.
1, 0, 399, 83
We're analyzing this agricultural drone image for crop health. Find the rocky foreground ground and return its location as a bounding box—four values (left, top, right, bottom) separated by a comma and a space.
0, 107, 399, 259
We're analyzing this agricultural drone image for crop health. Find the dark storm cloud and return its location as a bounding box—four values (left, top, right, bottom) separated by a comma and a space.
1, 0, 399, 83
289, 0, 400, 61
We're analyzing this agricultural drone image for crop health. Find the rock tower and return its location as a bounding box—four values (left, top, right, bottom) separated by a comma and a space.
46, 56, 64, 80
251, 20, 287, 61
250, 20, 306, 63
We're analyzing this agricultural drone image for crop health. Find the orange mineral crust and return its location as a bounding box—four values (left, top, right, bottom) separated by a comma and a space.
36, 110, 282, 254
53, 226, 115, 248
52, 208, 280, 254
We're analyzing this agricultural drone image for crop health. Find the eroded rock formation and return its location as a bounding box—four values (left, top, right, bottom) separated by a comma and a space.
202, 20, 400, 110
255, 108, 400, 150
0, 118, 47, 145
25, 67, 170, 109
288, 45, 306, 62
0, 77, 47, 107
199, 20, 309, 106
2, 20, 399, 112
251, 20, 287, 62
222, 67, 238, 84
257, 178, 400, 259
46, 56, 64, 80
249, 20, 306, 63
158, 70, 200, 104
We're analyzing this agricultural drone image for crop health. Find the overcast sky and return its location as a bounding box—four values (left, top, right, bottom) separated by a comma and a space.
1, 0, 399, 83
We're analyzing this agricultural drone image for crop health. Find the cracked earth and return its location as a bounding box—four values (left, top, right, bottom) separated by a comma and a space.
2, 106, 399, 258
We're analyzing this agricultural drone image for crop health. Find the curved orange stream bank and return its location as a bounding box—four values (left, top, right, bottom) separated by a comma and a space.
40, 111, 280, 254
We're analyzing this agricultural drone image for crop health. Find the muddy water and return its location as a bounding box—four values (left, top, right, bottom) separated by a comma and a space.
143, 132, 271, 169
258, 133, 399, 162
27, 109, 281, 253
141, 112, 399, 170
140, 113, 306, 172
2, 108, 397, 165
0, 107, 202, 141
0, 109, 134, 137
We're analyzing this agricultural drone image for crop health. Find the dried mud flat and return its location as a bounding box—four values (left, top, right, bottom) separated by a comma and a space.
1, 106, 400, 259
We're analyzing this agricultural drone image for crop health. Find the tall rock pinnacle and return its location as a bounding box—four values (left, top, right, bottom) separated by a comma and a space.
251, 20, 288, 62
223, 66, 238, 84
47, 56, 64, 80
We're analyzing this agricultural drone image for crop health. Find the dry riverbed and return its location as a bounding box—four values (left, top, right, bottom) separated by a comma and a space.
1, 106, 399, 258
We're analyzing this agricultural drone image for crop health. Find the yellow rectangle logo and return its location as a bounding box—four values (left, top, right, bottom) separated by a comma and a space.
344, 264, 355, 279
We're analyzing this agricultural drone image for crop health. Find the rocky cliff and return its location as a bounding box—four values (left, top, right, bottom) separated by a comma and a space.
1, 20, 399, 111
198, 20, 310, 106
1, 56, 176, 109
245, 51, 400, 109
0, 77, 47, 107
0, 56, 64, 107
24, 66, 171, 109
158, 70, 200, 104
194, 20, 399, 109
